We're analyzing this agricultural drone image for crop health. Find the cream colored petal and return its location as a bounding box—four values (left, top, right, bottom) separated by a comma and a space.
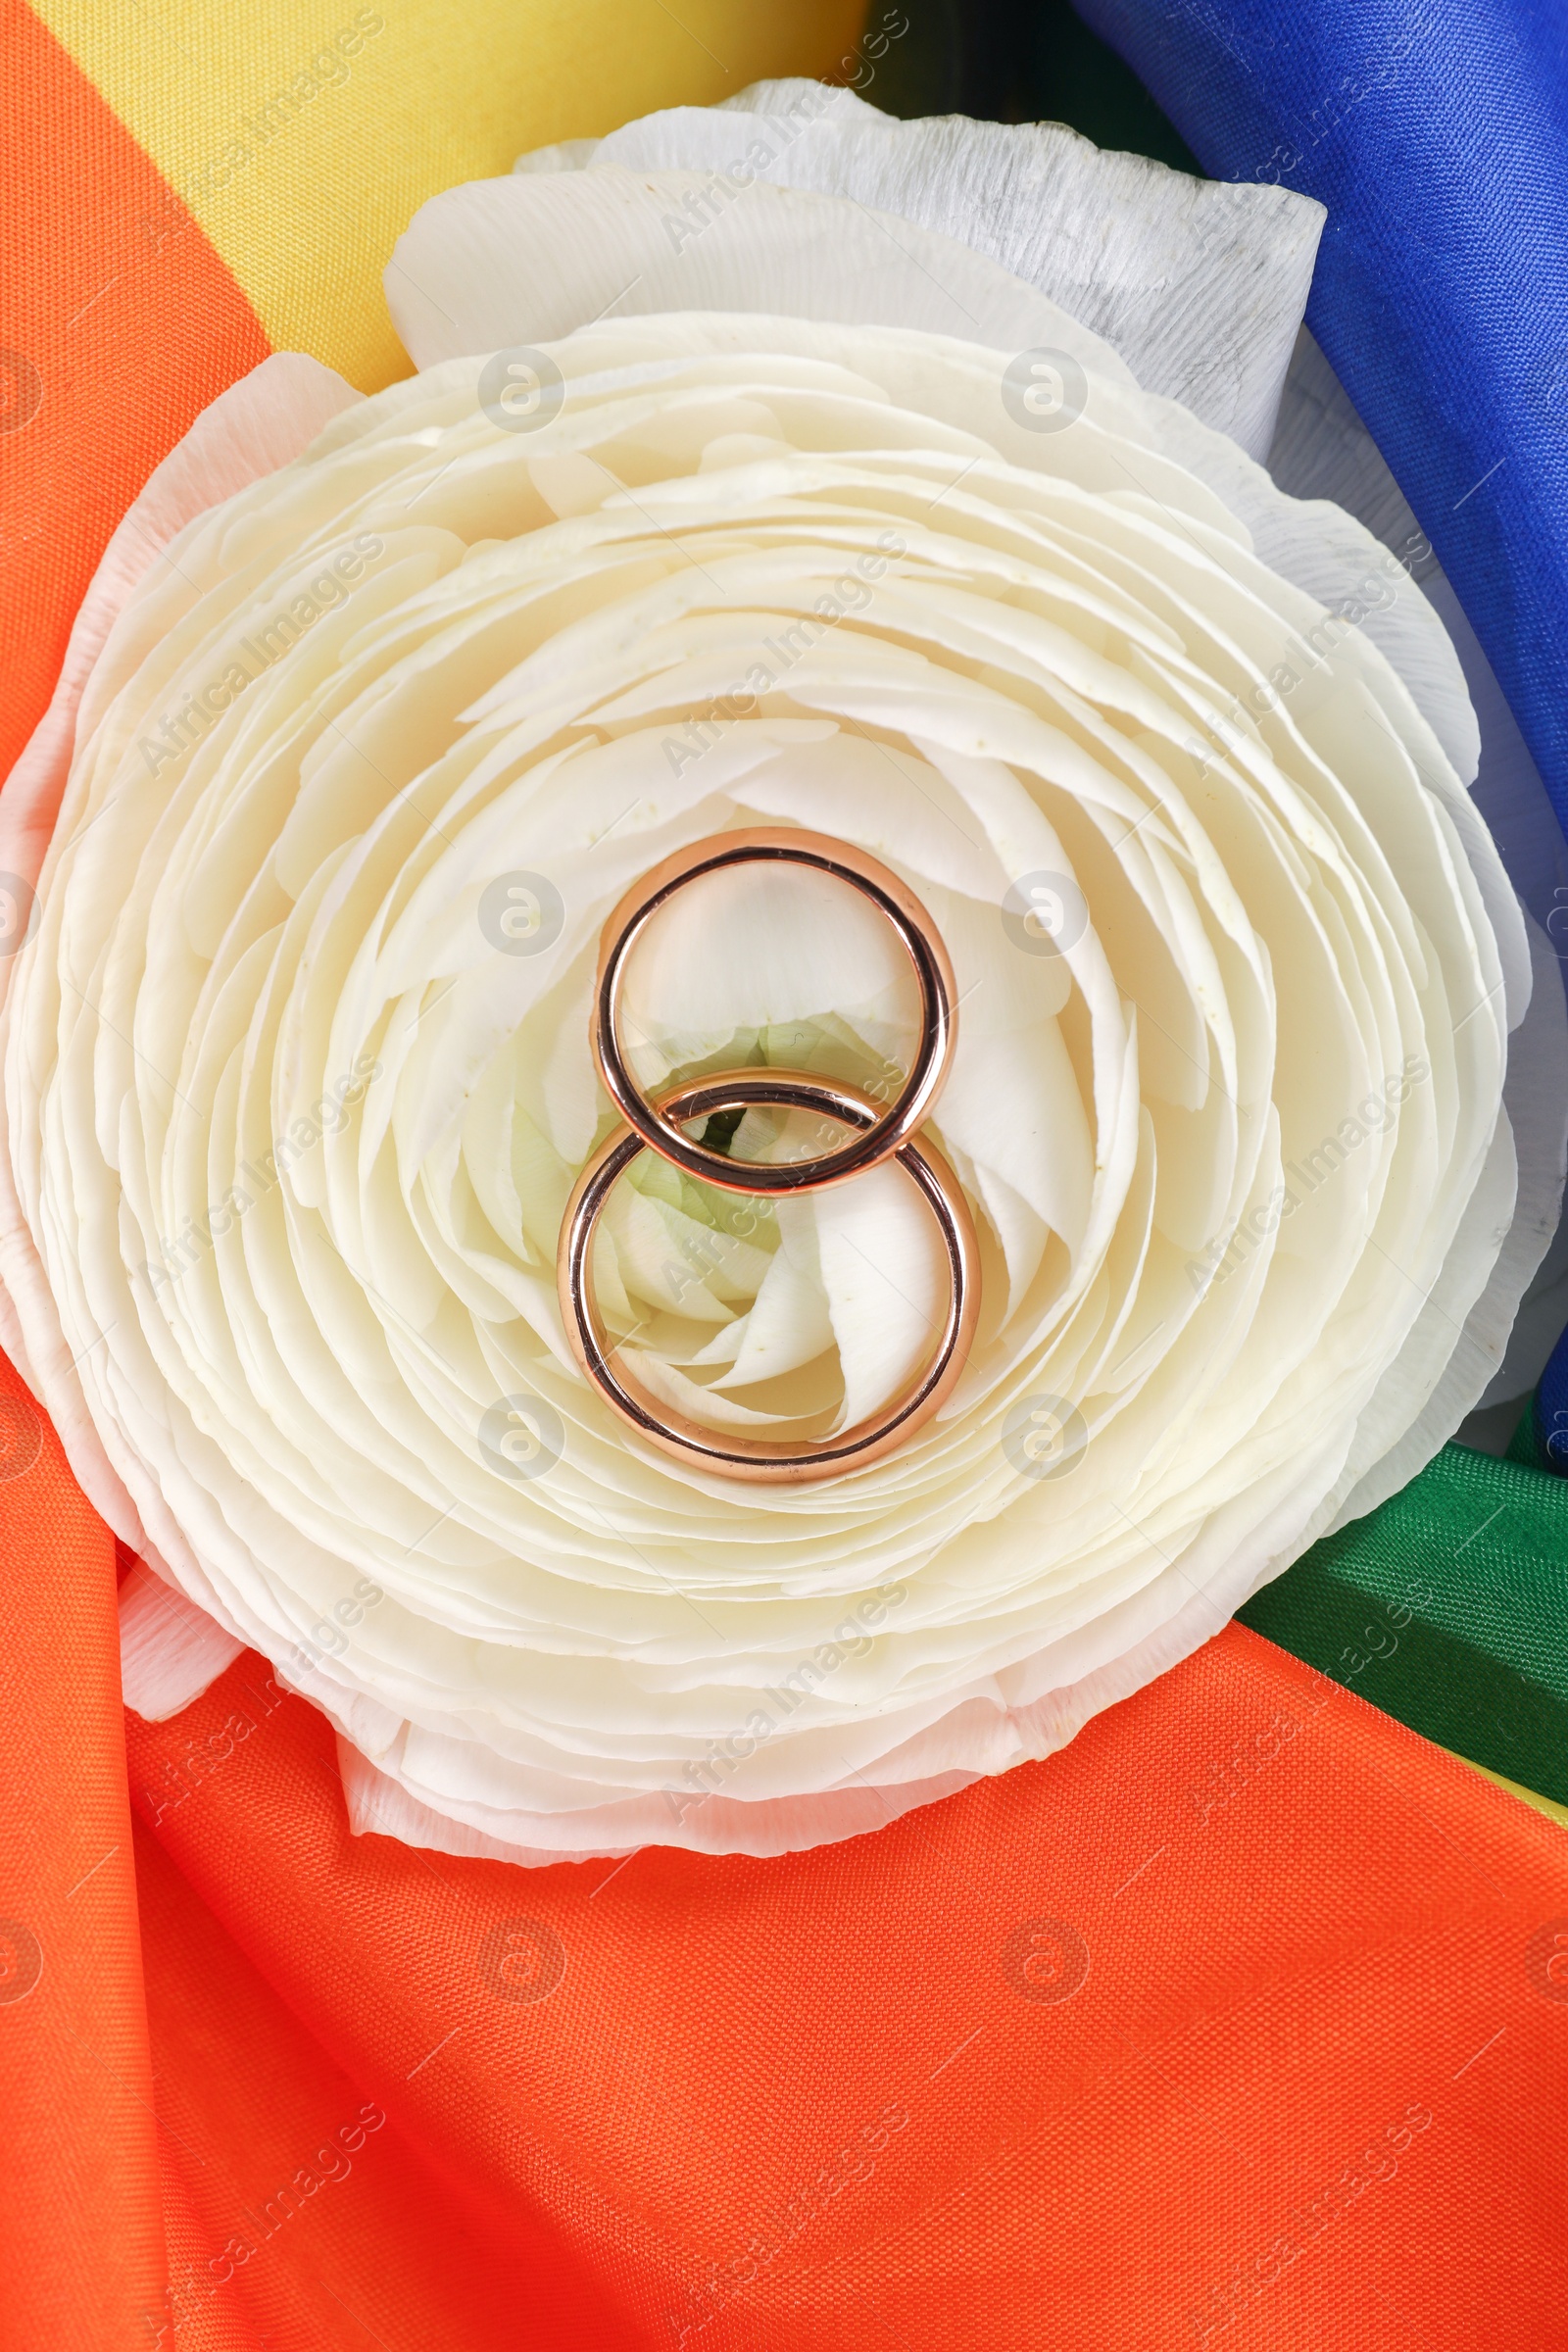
385, 168, 1143, 388
2, 295, 1526, 1872
599, 92, 1323, 454
119, 1566, 246, 1721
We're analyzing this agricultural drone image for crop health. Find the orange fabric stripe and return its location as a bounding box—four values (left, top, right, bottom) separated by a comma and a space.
0, 1349, 165, 2350
158, 2138, 264, 2352
136, 1824, 626, 2348
31, 0, 871, 395
128, 1629, 1568, 2350
0, 0, 269, 788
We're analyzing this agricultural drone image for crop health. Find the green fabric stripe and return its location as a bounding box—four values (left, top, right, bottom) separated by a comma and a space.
1238, 1439, 1568, 1805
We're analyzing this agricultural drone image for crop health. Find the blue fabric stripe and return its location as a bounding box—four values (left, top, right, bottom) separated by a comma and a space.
1536, 1324, 1568, 1467
1069, 0, 1568, 850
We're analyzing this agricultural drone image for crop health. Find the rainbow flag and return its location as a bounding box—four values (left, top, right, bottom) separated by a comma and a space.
2, 5, 1564, 2345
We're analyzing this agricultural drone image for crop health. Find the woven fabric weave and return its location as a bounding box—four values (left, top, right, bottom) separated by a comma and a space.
1242, 1442, 1568, 1810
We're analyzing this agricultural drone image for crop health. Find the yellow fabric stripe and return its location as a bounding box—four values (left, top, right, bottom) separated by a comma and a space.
1440, 1745, 1568, 1833
34, 0, 871, 390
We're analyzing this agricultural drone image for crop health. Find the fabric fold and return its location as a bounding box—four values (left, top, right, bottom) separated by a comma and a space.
126, 1622, 1568, 2351
1073, 0, 1568, 845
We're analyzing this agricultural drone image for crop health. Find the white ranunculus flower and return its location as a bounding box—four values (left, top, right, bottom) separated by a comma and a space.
3, 84, 1563, 1862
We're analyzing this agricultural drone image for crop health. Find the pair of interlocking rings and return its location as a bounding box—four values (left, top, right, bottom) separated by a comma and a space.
558, 829, 979, 1484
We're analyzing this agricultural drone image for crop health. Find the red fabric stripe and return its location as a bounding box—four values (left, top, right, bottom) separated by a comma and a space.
136, 1823, 612, 2349
0, 0, 269, 788
129, 1626, 1568, 2351
0, 1350, 164, 2350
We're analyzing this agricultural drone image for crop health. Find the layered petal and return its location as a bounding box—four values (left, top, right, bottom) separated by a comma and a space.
5, 299, 1550, 1861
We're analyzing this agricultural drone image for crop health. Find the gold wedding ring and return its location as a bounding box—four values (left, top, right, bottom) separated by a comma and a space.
592, 829, 957, 1192
557, 830, 977, 1483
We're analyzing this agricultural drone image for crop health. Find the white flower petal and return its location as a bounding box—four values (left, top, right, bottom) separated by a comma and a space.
120, 1568, 245, 1722
1268, 327, 1568, 1403
385, 167, 1145, 388
592, 86, 1324, 455
0, 351, 362, 1535
6, 101, 1545, 1859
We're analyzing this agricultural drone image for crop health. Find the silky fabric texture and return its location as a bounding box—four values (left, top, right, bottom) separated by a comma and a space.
0, 1365, 162, 2343
123, 1611, 1568, 2350
1067, 0, 1568, 847
134, 1823, 625, 2347
0, 0, 270, 799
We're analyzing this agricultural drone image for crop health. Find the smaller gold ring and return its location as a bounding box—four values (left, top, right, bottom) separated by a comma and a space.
593, 827, 956, 1197
559, 1075, 979, 1484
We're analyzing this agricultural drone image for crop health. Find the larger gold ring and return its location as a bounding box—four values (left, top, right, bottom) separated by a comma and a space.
559, 1074, 979, 1484
592, 827, 957, 1195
